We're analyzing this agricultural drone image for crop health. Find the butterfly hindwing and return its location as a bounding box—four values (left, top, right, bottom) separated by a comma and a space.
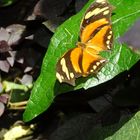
56, 0, 113, 86
82, 46, 107, 76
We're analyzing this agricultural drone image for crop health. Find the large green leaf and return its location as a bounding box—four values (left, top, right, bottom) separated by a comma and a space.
88, 111, 140, 140
48, 111, 140, 140
23, 0, 140, 121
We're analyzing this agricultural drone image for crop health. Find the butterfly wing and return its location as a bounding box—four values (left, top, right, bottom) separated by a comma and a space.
56, 47, 83, 86
56, 0, 113, 86
80, 0, 113, 50
79, 0, 113, 76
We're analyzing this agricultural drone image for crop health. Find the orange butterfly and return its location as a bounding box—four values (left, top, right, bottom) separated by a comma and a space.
56, 0, 113, 86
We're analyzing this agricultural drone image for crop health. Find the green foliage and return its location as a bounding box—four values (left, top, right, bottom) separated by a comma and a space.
23, 0, 140, 121
88, 111, 140, 140
2, 81, 30, 92
49, 112, 140, 140
0, 0, 17, 7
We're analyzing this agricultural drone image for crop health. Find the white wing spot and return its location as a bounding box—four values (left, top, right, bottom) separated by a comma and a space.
96, 62, 100, 66
60, 58, 70, 80
85, 7, 109, 19
70, 73, 74, 78
90, 69, 94, 72
100, 59, 106, 63
96, 0, 106, 3
101, 1, 106, 4
109, 31, 112, 34
103, 10, 109, 15
93, 65, 97, 70
56, 72, 62, 83
107, 35, 112, 39
107, 45, 111, 49
106, 40, 110, 45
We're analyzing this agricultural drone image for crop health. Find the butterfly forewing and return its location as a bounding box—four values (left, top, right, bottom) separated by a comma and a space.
80, 0, 113, 50
56, 0, 113, 86
56, 48, 83, 86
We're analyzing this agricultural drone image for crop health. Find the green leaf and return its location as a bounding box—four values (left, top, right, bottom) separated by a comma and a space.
0, 0, 17, 7
2, 81, 29, 92
88, 111, 140, 140
23, 0, 140, 121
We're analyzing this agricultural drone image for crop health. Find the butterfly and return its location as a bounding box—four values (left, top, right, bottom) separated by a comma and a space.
56, 0, 113, 86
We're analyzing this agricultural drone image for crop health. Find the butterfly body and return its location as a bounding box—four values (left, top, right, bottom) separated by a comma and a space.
56, 0, 113, 86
